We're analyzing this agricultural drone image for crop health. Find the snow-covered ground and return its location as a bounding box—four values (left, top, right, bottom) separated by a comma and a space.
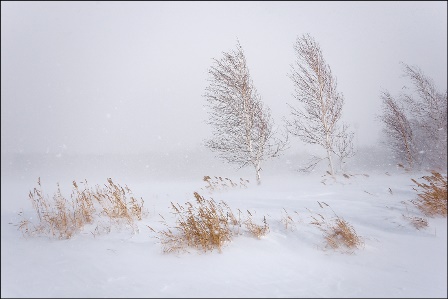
1, 159, 446, 298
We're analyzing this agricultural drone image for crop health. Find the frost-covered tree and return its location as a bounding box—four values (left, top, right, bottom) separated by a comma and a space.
401, 63, 447, 169
204, 40, 287, 185
380, 63, 447, 171
286, 34, 352, 175
380, 90, 415, 169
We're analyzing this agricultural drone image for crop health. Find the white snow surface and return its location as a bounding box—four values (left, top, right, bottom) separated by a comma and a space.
1, 169, 447, 298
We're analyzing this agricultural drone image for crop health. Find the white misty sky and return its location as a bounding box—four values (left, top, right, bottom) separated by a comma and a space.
1, 1, 447, 155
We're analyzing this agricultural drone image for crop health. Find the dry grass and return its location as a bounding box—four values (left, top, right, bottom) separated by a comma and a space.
402, 214, 429, 230
401, 201, 429, 230
309, 201, 364, 252
280, 208, 299, 232
20, 178, 92, 239
154, 192, 240, 253
411, 171, 447, 217
152, 192, 272, 253
18, 177, 145, 239
244, 210, 270, 239
92, 178, 145, 232
202, 175, 249, 193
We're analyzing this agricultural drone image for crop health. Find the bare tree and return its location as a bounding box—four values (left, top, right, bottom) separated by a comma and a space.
286, 34, 347, 176
379, 63, 447, 171
333, 123, 356, 172
400, 63, 447, 169
204, 40, 287, 185
380, 90, 415, 169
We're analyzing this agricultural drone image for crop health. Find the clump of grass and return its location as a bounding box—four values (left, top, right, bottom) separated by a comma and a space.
309, 201, 364, 252
402, 214, 429, 230
411, 171, 447, 217
401, 201, 429, 230
17, 211, 34, 238
155, 192, 240, 253
18, 177, 145, 239
71, 179, 96, 226
280, 208, 299, 232
93, 178, 145, 232
20, 178, 91, 239
152, 192, 271, 253
202, 175, 249, 193
244, 210, 269, 239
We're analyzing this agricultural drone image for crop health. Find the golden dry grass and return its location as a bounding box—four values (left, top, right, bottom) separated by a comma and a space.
401, 201, 429, 230
18, 177, 145, 239
151, 192, 272, 253
244, 210, 269, 239
154, 192, 240, 253
92, 178, 145, 233
411, 171, 447, 217
21, 178, 91, 239
309, 201, 364, 252
402, 214, 429, 230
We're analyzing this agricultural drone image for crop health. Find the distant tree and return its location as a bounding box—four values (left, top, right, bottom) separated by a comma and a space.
400, 63, 447, 169
286, 34, 352, 175
379, 63, 447, 171
204, 40, 287, 184
380, 90, 415, 169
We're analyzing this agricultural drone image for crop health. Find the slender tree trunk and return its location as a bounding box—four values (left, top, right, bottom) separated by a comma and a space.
325, 132, 335, 176
326, 148, 335, 176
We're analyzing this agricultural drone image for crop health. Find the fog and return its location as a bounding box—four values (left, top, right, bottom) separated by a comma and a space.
1, 2, 447, 180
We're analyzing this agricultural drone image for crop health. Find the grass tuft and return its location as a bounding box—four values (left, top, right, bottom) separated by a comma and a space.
244, 212, 269, 239
280, 208, 298, 231
411, 171, 447, 217
18, 177, 145, 239
402, 214, 429, 230
156, 192, 239, 253
153, 191, 272, 253
309, 201, 364, 252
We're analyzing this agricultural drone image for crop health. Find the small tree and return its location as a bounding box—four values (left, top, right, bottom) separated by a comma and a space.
286, 34, 351, 175
380, 90, 415, 169
204, 40, 287, 185
379, 63, 447, 170
401, 63, 447, 169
